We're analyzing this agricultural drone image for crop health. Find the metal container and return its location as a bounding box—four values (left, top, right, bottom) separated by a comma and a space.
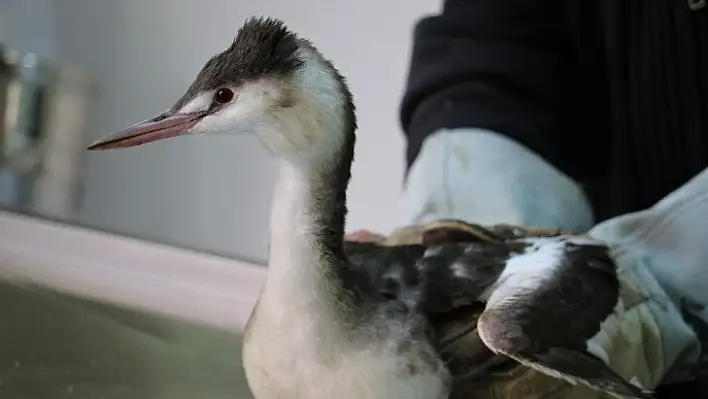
0, 43, 97, 219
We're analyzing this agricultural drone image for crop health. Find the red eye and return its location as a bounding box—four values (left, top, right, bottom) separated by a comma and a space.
213, 88, 235, 105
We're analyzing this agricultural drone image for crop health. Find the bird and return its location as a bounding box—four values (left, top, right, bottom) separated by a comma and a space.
86, 16, 654, 399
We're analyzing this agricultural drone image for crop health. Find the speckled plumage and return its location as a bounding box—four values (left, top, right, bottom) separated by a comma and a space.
345, 222, 654, 399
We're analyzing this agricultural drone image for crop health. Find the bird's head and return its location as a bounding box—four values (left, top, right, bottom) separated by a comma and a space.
88, 17, 355, 166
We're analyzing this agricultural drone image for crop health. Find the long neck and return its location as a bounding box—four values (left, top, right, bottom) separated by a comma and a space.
263, 133, 358, 307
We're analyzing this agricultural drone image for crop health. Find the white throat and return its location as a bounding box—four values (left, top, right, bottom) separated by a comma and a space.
258, 47, 352, 310
267, 160, 323, 284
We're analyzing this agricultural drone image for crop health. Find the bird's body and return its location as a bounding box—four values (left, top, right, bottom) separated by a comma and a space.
244, 285, 450, 399
241, 161, 451, 399
87, 17, 654, 399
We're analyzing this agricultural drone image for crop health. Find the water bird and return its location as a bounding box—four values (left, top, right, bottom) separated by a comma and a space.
87, 16, 653, 399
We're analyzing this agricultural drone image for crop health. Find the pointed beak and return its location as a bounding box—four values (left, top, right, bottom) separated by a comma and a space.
87, 111, 206, 151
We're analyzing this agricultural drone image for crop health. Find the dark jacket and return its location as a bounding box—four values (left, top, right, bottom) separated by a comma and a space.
400, 0, 708, 223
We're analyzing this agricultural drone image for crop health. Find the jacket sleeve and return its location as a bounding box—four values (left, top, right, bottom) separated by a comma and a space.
400, 0, 586, 179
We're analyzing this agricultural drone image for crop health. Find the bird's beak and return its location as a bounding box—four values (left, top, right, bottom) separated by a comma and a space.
87, 111, 206, 151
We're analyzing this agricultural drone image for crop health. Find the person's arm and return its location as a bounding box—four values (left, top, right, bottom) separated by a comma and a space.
400, 0, 598, 231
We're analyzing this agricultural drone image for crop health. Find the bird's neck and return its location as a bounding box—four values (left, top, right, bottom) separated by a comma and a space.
262, 135, 358, 312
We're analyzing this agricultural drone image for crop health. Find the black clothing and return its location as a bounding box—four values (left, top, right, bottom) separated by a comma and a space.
401, 0, 708, 224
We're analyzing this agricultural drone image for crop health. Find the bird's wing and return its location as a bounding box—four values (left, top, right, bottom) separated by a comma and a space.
344, 236, 588, 397
524, 348, 655, 399
475, 237, 653, 398
345, 221, 647, 398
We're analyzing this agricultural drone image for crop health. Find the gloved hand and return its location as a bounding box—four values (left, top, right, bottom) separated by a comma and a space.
403, 128, 594, 232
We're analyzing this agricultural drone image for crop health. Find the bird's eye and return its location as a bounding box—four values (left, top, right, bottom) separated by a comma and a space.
213, 88, 235, 105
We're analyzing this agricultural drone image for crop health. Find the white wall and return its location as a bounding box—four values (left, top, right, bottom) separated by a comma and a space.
0, 0, 57, 59
30, 0, 440, 262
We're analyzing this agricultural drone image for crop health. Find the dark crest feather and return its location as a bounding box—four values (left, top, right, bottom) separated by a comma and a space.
174, 16, 304, 110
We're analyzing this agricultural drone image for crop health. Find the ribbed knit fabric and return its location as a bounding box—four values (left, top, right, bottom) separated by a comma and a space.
595, 0, 708, 221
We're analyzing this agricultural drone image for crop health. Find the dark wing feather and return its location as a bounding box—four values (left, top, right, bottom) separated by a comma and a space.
528, 348, 655, 399
434, 306, 512, 380
476, 238, 652, 398
478, 240, 620, 351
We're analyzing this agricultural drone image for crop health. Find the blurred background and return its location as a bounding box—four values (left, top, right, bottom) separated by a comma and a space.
1, 0, 439, 262
0, 0, 439, 397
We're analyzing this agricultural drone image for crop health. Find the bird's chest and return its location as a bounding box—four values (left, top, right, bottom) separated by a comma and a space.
242, 308, 450, 399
